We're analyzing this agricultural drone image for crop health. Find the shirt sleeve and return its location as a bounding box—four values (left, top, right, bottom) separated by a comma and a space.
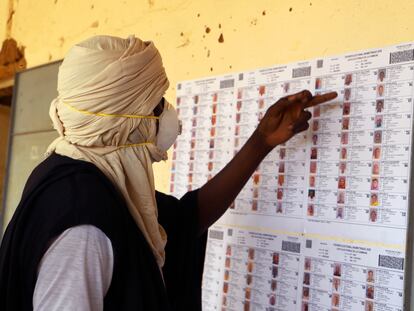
33, 225, 114, 311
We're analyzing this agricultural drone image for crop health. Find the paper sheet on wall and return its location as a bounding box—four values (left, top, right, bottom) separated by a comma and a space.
172, 42, 414, 311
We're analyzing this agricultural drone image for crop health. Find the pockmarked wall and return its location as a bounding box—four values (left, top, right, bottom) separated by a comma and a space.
3, 0, 414, 193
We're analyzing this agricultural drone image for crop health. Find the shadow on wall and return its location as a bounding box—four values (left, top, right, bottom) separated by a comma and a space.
0, 105, 10, 214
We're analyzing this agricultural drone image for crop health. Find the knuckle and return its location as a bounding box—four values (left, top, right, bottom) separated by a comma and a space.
302, 90, 312, 99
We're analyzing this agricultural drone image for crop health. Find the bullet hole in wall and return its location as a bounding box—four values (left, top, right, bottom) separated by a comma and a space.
59, 37, 65, 47
205, 27, 211, 34
289, 7, 293, 12
218, 33, 224, 43
210, 67, 213, 72
197, 13, 200, 17
262, 10, 266, 16
180, 32, 184, 36
218, 24, 222, 29
7, 10, 15, 26
90, 21, 99, 28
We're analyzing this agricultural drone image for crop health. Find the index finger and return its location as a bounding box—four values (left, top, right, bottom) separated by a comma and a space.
304, 91, 337, 108
287, 90, 313, 103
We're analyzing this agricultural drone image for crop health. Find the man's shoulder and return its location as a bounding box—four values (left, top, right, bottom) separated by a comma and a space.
25, 153, 124, 220
23, 153, 103, 197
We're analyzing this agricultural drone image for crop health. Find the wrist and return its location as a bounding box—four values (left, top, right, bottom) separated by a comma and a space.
249, 130, 274, 157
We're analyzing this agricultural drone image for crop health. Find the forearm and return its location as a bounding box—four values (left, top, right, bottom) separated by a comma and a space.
197, 130, 273, 234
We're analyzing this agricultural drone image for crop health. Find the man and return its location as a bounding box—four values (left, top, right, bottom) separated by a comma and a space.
310, 147, 318, 159
337, 191, 345, 204
366, 270, 375, 283
375, 115, 382, 128
369, 209, 378, 222
332, 293, 340, 307
339, 162, 346, 174
338, 176, 346, 189
372, 162, 380, 175
341, 132, 348, 145
376, 99, 384, 113
344, 74, 352, 86
307, 204, 315, 216
374, 131, 382, 144
344, 88, 351, 101
371, 178, 379, 190
333, 263, 341, 277
373, 147, 381, 160
342, 117, 349, 130
309, 175, 316, 187
366, 286, 374, 299
343, 102, 351, 115
377, 84, 385, 97
0, 35, 336, 310
340, 147, 347, 160
332, 278, 340, 291
336, 207, 344, 219
378, 69, 386, 82
365, 300, 374, 311
370, 193, 379, 206
312, 134, 318, 145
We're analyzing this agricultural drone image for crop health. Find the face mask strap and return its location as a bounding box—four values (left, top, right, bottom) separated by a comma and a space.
117, 142, 155, 150
62, 102, 160, 119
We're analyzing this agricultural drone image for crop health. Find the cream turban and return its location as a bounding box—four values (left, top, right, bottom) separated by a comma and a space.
47, 35, 170, 267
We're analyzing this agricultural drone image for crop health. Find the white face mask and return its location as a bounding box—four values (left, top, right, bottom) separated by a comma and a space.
156, 99, 181, 151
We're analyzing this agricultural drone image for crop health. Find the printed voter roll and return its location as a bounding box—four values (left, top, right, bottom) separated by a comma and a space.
173, 42, 414, 310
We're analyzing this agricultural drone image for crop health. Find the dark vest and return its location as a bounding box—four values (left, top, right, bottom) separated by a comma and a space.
0, 153, 206, 310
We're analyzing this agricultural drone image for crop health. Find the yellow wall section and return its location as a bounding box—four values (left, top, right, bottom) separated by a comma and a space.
0, 1, 9, 42
2, 0, 414, 193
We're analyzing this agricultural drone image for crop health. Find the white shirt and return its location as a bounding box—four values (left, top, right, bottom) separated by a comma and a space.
33, 225, 114, 311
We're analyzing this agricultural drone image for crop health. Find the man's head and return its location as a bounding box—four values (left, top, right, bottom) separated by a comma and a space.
377, 84, 384, 96
344, 88, 351, 100
373, 147, 381, 159
341, 148, 347, 159
312, 134, 318, 145
47, 35, 177, 267
370, 209, 377, 222
338, 177, 346, 188
378, 69, 385, 82
345, 74, 352, 85
374, 131, 382, 143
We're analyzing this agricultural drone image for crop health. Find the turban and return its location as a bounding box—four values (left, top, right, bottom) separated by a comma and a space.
47, 35, 169, 267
